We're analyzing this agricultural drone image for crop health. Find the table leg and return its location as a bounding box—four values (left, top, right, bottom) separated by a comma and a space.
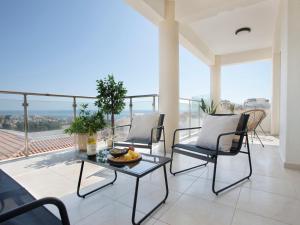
131, 165, 169, 225
77, 160, 117, 198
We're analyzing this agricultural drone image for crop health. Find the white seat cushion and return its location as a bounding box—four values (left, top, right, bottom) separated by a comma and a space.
127, 113, 160, 142
196, 114, 241, 152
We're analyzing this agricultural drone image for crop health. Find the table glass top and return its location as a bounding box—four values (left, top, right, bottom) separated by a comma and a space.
75, 150, 171, 177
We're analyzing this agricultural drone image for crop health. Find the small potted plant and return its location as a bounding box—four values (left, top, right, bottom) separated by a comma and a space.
65, 104, 106, 155
199, 98, 218, 115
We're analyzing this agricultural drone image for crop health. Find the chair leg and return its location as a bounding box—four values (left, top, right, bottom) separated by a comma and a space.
254, 130, 264, 148
212, 134, 252, 195
258, 124, 267, 136
169, 147, 208, 176
162, 128, 166, 156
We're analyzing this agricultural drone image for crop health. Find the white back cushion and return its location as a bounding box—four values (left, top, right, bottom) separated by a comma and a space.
196, 115, 241, 152
128, 113, 160, 141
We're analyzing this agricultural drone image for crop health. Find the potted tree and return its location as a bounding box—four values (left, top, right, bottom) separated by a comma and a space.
65, 104, 106, 155
95, 74, 127, 143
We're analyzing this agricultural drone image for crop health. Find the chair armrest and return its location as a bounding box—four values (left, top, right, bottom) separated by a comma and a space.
150, 125, 165, 143
0, 197, 70, 225
151, 125, 164, 131
172, 126, 202, 147
216, 131, 247, 154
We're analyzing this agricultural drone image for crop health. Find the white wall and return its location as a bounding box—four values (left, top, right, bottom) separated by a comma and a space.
280, 0, 300, 168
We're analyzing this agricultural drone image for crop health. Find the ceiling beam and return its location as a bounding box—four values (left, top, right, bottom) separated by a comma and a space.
177, 0, 267, 23
179, 23, 215, 65
220, 47, 272, 65
124, 0, 163, 25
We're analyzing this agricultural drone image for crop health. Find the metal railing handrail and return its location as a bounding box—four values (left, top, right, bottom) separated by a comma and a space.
0, 90, 97, 99
0, 90, 203, 102
0, 90, 159, 99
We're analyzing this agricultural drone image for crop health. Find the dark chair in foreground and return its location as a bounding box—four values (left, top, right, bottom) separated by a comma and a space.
0, 169, 70, 225
170, 114, 252, 195
114, 113, 166, 155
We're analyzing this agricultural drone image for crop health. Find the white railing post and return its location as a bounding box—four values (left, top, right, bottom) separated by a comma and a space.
23, 94, 29, 156
152, 96, 156, 112
129, 97, 133, 121
198, 102, 201, 126
188, 100, 192, 136
72, 97, 77, 120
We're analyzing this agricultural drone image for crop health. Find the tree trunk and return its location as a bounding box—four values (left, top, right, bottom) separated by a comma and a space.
111, 113, 115, 135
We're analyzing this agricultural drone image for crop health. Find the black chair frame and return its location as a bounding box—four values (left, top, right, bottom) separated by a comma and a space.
114, 114, 166, 156
169, 114, 252, 195
0, 197, 71, 225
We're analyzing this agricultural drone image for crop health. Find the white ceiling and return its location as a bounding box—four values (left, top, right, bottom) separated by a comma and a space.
126, 0, 278, 58
179, 0, 277, 54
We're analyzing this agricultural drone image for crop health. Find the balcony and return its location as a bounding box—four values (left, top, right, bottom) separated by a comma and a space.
1, 0, 300, 224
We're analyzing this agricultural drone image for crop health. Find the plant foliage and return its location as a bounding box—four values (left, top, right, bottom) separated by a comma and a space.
65, 104, 106, 136
95, 74, 127, 131
199, 98, 218, 115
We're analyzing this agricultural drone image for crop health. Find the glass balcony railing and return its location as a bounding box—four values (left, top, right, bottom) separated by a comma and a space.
0, 91, 202, 161
0, 95, 25, 160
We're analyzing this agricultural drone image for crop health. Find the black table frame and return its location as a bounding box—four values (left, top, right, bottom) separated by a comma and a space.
76, 154, 170, 225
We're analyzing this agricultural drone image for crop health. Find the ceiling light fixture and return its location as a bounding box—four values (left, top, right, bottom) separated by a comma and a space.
235, 27, 251, 36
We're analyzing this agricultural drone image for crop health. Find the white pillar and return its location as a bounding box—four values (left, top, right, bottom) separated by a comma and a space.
280, 0, 300, 169
159, 0, 179, 151
210, 56, 221, 105
271, 51, 281, 136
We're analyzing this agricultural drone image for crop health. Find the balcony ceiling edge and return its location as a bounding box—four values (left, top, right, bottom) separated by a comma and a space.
124, 0, 215, 65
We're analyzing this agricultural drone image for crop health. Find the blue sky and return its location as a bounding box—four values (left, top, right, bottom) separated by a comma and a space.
0, 0, 271, 104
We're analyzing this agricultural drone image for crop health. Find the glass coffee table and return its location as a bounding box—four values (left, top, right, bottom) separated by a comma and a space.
75, 150, 171, 225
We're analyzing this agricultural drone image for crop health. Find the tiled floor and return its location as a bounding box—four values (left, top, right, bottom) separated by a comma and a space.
1, 135, 300, 225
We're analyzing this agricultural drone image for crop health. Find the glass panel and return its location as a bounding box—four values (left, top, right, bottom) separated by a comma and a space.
0, 94, 25, 160
221, 60, 272, 133
179, 99, 189, 138
191, 100, 200, 126
27, 96, 74, 155
115, 98, 131, 140
132, 97, 155, 114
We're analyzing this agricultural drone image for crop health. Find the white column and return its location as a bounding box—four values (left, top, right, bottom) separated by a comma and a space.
280, 0, 300, 169
271, 51, 281, 136
210, 56, 221, 105
159, 0, 179, 151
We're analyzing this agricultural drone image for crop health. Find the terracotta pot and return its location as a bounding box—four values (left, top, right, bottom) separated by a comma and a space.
75, 134, 88, 151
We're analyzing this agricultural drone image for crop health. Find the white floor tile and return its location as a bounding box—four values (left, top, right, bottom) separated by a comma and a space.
232, 209, 289, 225
237, 187, 300, 225
185, 177, 241, 207
160, 194, 235, 225
75, 201, 155, 225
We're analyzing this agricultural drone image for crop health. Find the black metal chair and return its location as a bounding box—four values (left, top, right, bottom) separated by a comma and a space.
0, 169, 70, 225
170, 114, 252, 195
114, 114, 166, 156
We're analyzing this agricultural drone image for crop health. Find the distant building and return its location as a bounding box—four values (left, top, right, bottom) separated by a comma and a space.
220, 100, 232, 109
243, 98, 270, 109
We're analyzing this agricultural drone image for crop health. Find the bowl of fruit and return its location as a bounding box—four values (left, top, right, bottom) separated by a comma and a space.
110, 148, 129, 158
108, 148, 141, 164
